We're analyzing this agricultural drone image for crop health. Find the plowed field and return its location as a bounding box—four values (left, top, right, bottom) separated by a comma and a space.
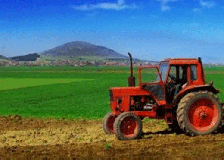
0, 116, 224, 158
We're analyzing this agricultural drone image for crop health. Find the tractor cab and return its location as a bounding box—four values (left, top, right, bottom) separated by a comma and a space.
138, 58, 206, 103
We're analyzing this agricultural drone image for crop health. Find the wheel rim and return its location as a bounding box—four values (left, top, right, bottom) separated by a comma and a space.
120, 117, 138, 138
107, 116, 115, 132
188, 98, 218, 132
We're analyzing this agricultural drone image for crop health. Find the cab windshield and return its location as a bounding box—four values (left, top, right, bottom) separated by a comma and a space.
141, 67, 160, 83
141, 62, 169, 83
159, 62, 169, 81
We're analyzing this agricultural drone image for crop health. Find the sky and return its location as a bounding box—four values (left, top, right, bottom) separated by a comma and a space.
0, 0, 224, 63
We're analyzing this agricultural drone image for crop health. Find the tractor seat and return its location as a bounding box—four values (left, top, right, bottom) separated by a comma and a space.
174, 84, 182, 96
166, 83, 182, 103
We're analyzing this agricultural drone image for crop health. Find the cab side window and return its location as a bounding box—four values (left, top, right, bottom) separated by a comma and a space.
180, 66, 188, 85
190, 65, 197, 80
168, 66, 176, 82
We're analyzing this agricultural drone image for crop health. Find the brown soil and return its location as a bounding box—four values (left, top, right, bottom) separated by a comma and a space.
0, 115, 224, 158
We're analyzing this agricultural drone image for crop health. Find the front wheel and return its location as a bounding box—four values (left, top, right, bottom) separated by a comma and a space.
114, 112, 142, 140
102, 112, 116, 134
177, 91, 223, 136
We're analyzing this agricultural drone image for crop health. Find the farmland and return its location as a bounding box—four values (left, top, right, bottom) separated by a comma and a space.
0, 65, 224, 158
0, 66, 133, 119
0, 65, 223, 119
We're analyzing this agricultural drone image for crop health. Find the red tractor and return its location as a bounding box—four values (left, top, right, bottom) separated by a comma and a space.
103, 53, 223, 140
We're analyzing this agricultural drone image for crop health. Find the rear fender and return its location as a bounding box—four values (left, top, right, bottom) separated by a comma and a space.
172, 85, 220, 107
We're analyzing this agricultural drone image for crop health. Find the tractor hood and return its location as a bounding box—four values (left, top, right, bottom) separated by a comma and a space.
109, 86, 148, 103
109, 86, 146, 96
109, 85, 165, 106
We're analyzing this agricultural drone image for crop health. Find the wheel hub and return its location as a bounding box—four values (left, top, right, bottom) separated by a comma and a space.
121, 117, 137, 137
188, 98, 218, 131
196, 108, 208, 119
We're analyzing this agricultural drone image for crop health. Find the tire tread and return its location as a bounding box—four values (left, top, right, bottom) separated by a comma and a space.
177, 91, 223, 136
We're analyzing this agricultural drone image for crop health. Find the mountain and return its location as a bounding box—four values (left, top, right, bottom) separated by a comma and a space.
41, 41, 128, 59
0, 55, 8, 59
10, 53, 40, 61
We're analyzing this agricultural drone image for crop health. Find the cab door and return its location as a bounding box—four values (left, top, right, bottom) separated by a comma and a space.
139, 67, 166, 101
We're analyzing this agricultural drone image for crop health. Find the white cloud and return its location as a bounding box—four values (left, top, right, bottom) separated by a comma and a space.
193, 0, 216, 13
162, 5, 171, 11
192, 8, 202, 13
157, 0, 179, 11
200, 0, 216, 8
72, 0, 138, 11
73, 5, 89, 11
118, 0, 125, 6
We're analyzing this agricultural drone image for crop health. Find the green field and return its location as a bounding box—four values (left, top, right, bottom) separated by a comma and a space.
0, 65, 223, 120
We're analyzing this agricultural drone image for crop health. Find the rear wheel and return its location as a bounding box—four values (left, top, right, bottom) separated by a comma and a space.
177, 91, 223, 136
114, 112, 142, 140
102, 112, 116, 134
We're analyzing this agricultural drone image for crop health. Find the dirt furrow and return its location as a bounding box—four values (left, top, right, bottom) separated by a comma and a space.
0, 116, 223, 158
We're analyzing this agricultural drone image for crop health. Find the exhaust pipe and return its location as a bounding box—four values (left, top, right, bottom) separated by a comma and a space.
128, 52, 135, 87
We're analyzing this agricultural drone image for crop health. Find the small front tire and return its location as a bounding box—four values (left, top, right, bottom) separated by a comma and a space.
114, 112, 142, 140
102, 112, 116, 134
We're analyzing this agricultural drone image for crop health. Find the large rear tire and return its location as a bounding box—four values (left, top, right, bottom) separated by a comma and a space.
102, 112, 116, 134
114, 112, 142, 140
177, 91, 223, 136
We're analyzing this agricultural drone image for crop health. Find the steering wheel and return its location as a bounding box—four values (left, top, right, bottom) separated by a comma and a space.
168, 74, 176, 83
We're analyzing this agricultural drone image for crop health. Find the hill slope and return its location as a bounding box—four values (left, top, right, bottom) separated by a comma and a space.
10, 53, 40, 61
41, 41, 128, 59
0, 55, 8, 59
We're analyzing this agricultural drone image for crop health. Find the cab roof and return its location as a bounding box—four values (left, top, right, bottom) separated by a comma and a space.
162, 58, 200, 65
